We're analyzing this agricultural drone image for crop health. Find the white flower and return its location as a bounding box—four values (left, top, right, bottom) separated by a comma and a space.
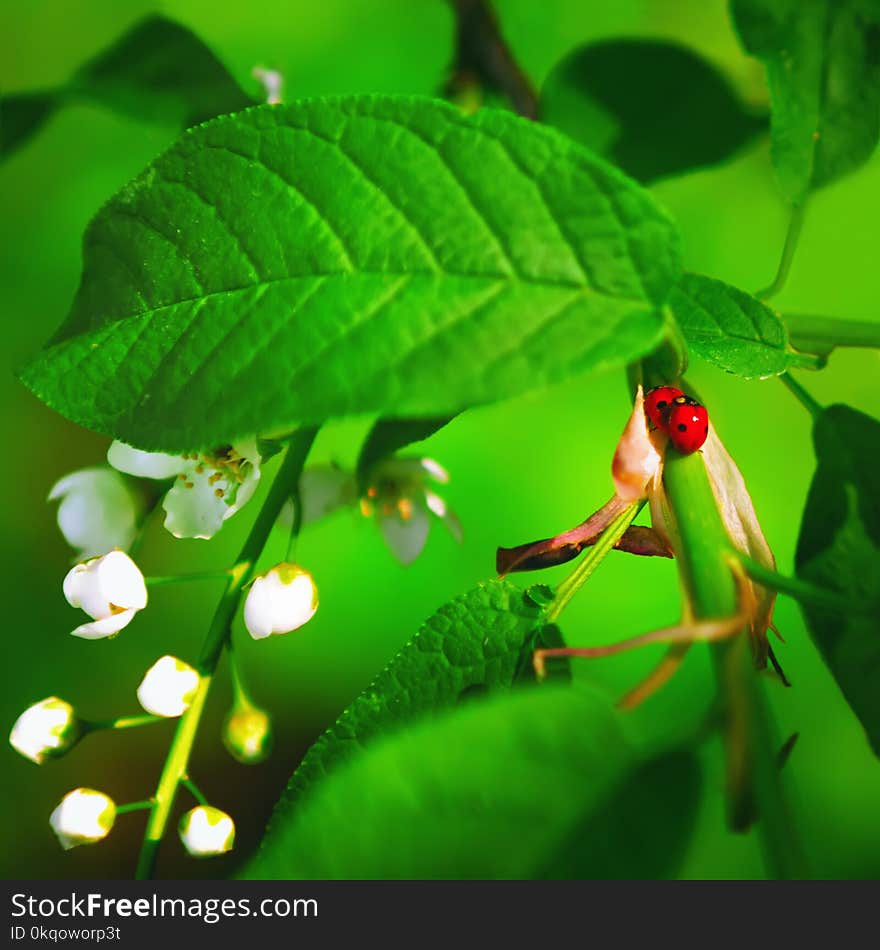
178, 805, 235, 857
252, 65, 283, 105
136, 656, 201, 717
222, 704, 273, 764
49, 788, 115, 850
361, 457, 462, 565
9, 697, 80, 764
49, 467, 142, 558
63, 550, 148, 639
108, 439, 261, 540
243, 563, 318, 640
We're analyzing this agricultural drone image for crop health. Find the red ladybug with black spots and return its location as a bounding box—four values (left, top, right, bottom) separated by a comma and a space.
644, 387, 709, 454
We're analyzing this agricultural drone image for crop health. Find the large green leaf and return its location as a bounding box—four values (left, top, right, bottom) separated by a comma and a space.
244, 686, 701, 879
540, 38, 766, 182
670, 272, 816, 377
795, 404, 880, 754
20, 95, 681, 452
269, 579, 560, 825
1, 15, 256, 160
731, 0, 880, 203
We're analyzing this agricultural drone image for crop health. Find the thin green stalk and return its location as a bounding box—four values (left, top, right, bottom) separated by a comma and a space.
226, 637, 252, 707
134, 427, 318, 880
785, 313, 880, 354
145, 570, 231, 586
733, 552, 857, 613
86, 713, 164, 732
757, 203, 806, 300
116, 800, 154, 816
546, 503, 640, 623
181, 777, 209, 807
285, 474, 304, 562
779, 373, 823, 419
663, 450, 809, 879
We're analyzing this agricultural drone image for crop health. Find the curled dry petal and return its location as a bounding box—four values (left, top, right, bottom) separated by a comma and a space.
612, 385, 666, 502
701, 425, 777, 668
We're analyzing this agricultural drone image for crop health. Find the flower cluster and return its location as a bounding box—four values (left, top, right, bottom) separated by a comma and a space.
15, 431, 459, 868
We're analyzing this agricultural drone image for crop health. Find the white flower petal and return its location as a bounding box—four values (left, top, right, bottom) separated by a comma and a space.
137, 656, 200, 717
162, 441, 261, 540
243, 564, 318, 640
49, 789, 115, 850
299, 465, 357, 524
51, 468, 140, 558
63, 550, 147, 621
612, 385, 665, 502
419, 457, 450, 484
70, 609, 136, 640
379, 506, 431, 565
9, 697, 76, 764
108, 441, 181, 480
179, 806, 235, 857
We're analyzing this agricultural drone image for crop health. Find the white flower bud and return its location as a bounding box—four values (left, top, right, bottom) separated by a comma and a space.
178, 805, 235, 857
9, 697, 80, 764
223, 704, 273, 764
49, 788, 115, 850
63, 550, 148, 639
243, 563, 318, 640
49, 468, 141, 558
136, 656, 200, 718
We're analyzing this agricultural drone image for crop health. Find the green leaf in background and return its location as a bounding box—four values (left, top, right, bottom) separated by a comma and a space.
795, 404, 880, 754
1, 15, 257, 160
355, 415, 457, 490
670, 272, 816, 378
20, 95, 681, 452
731, 0, 880, 203
244, 686, 700, 879
269, 578, 554, 822
540, 38, 766, 183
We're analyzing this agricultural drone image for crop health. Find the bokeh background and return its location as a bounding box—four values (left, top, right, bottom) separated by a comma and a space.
2, 0, 878, 880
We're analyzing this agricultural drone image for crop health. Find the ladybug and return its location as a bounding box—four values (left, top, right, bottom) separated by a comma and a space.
666, 395, 709, 454
644, 385, 684, 431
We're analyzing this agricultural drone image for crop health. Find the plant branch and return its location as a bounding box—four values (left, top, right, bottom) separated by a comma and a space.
757, 203, 806, 300
779, 373, 823, 419
444, 0, 538, 118
663, 450, 809, 878
784, 313, 880, 357
134, 427, 319, 880
732, 552, 858, 613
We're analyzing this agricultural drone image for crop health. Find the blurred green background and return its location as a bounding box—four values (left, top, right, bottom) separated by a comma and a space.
2, 0, 879, 880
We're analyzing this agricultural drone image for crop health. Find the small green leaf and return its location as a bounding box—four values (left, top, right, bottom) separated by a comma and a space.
1, 15, 256, 160
355, 415, 456, 490
796, 404, 880, 754
271, 579, 551, 821
540, 39, 766, 182
20, 95, 681, 451
670, 272, 815, 378
244, 686, 700, 879
732, 0, 880, 203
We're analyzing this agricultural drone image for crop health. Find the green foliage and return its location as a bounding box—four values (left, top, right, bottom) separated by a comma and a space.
732, 0, 880, 203
540, 38, 766, 182
796, 404, 880, 754
0, 15, 256, 160
19, 95, 681, 452
243, 685, 701, 879
670, 272, 814, 378
355, 415, 455, 490
270, 579, 556, 822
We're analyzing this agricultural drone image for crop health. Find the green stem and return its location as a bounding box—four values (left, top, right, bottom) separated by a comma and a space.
757, 203, 806, 301
785, 313, 880, 354
663, 450, 809, 879
134, 427, 318, 880
145, 571, 231, 587
779, 373, 823, 419
733, 552, 856, 613
181, 777, 209, 807
226, 637, 252, 707
546, 503, 640, 623
86, 713, 164, 732
116, 800, 154, 815
285, 473, 304, 562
